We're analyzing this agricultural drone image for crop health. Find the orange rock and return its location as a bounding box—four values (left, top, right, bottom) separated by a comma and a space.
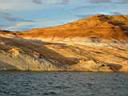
18, 15, 128, 40
8, 47, 21, 56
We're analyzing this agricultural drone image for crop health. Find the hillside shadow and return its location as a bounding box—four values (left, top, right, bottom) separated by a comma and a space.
0, 37, 80, 68
108, 20, 128, 33
107, 64, 122, 72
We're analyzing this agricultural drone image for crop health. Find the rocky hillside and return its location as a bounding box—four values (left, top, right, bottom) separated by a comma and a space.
19, 15, 128, 40
0, 15, 128, 72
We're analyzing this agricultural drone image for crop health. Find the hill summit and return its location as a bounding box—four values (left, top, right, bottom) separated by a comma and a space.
19, 15, 128, 40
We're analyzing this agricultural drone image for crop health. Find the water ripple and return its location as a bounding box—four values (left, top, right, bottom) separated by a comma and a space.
0, 72, 127, 96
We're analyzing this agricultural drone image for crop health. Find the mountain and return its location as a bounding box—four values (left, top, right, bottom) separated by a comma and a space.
0, 15, 128, 72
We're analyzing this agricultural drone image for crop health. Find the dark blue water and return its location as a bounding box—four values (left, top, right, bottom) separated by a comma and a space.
0, 72, 128, 96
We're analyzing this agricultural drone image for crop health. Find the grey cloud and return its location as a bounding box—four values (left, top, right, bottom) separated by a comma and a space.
75, 14, 93, 18
110, 12, 123, 15
89, 0, 128, 4
0, 12, 16, 22
3, 15, 17, 22
111, 0, 128, 4
32, 0, 43, 4
72, 4, 99, 11
60, 0, 70, 4
3, 16, 33, 22
88, 0, 111, 3
108, 11, 128, 15
0, 24, 9, 27
0, 24, 12, 31
0, 12, 33, 22
32, 0, 70, 5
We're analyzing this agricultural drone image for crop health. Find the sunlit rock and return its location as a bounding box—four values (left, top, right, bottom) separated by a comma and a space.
0, 15, 128, 72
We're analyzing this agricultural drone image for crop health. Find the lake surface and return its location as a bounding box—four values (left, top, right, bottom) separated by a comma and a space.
0, 72, 128, 96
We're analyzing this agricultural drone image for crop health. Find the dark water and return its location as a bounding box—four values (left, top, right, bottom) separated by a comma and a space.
0, 72, 128, 96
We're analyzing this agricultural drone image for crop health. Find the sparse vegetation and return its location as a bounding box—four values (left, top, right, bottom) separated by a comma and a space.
0, 15, 128, 72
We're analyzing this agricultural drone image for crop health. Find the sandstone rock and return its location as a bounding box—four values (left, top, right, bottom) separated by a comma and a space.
8, 47, 21, 57
0, 15, 128, 72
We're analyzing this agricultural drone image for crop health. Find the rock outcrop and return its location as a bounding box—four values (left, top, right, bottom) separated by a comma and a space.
0, 15, 128, 72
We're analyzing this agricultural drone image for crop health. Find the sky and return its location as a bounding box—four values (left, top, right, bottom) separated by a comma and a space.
0, 0, 128, 31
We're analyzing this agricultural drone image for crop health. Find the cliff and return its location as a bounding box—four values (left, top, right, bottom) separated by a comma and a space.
0, 15, 128, 72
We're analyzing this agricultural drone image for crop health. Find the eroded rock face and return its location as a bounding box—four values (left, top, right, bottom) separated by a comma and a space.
0, 15, 128, 72
0, 36, 127, 72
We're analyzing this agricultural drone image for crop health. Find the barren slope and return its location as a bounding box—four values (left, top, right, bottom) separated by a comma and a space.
18, 15, 128, 40
0, 36, 128, 72
0, 15, 128, 72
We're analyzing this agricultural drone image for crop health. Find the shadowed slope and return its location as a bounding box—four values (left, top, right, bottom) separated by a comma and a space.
0, 36, 128, 72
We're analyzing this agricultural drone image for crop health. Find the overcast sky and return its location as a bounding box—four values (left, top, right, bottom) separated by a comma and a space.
0, 0, 128, 31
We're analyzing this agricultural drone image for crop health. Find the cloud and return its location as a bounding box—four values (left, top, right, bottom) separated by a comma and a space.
0, 24, 9, 28
105, 11, 128, 15
0, 12, 33, 22
16, 21, 33, 27
72, 4, 99, 11
0, 0, 128, 31
3, 21, 34, 31
0, 12, 17, 22
32, 0, 70, 5
109, 12, 123, 15
3, 16, 18, 22
32, 0, 43, 4
88, 0, 111, 3
88, 0, 128, 4
60, 0, 70, 4
0, 0, 46, 11
111, 0, 128, 3
2, 17, 77, 31
75, 14, 94, 18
